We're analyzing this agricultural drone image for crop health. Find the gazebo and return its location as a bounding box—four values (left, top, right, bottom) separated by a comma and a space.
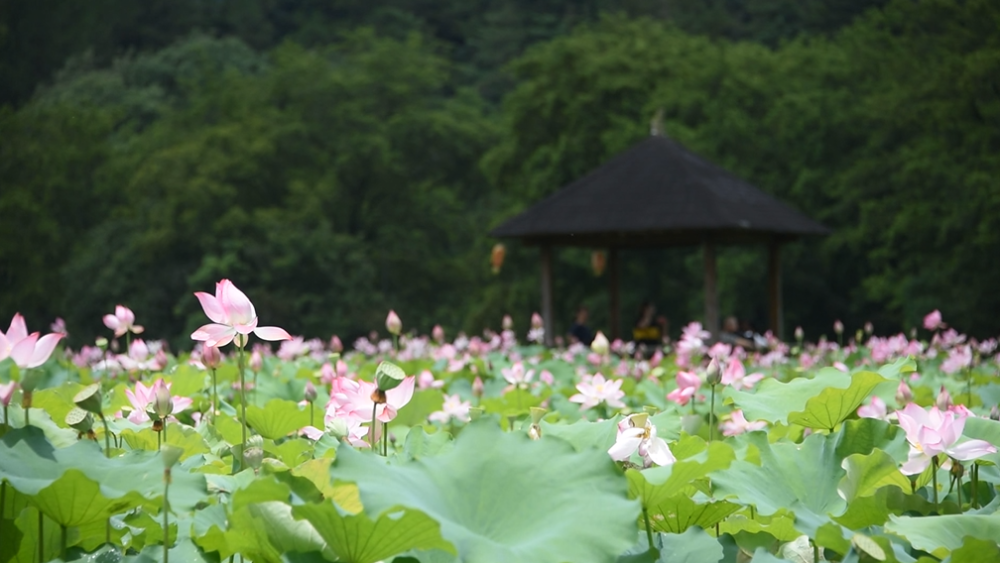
490, 134, 830, 345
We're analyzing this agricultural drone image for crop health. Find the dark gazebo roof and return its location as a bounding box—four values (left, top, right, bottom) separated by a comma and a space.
491, 135, 830, 247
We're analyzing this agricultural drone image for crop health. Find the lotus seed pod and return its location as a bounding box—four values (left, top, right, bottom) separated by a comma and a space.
375, 360, 406, 392
73, 383, 104, 415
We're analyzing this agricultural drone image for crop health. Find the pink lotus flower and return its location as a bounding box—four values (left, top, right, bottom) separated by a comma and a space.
721, 410, 768, 436
608, 413, 675, 467
417, 370, 444, 389
895, 403, 996, 475
333, 376, 415, 423
857, 396, 889, 421
118, 339, 164, 372
569, 374, 626, 410
191, 279, 292, 348
103, 305, 144, 337
428, 394, 472, 423
0, 313, 64, 368
923, 310, 944, 331
0, 381, 17, 407
120, 379, 193, 423
501, 362, 534, 392
720, 358, 764, 391
666, 371, 701, 406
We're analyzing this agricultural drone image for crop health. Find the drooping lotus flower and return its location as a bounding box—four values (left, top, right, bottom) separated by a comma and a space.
895, 403, 996, 475
569, 374, 626, 411
191, 279, 292, 348
608, 413, 675, 466
103, 305, 144, 337
0, 313, 64, 368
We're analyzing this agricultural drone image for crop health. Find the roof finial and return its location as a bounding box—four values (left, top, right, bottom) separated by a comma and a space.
650, 107, 665, 137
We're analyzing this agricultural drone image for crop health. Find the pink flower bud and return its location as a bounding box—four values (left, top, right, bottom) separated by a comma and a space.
502, 315, 514, 331
320, 362, 336, 384
531, 312, 543, 329
303, 381, 317, 403
249, 350, 263, 373
151, 379, 173, 420
833, 320, 844, 335
794, 326, 804, 341
386, 310, 402, 336
472, 376, 484, 398
896, 381, 913, 405
329, 335, 343, 353
432, 325, 445, 344
936, 386, 952, 410
202, 345, 221, 370
705, 358, 722, 386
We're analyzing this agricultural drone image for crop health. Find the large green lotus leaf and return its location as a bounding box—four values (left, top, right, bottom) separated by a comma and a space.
541, 417, 619, 452
119, 424, 210, 460
657, 527, 725, 563
718, 511, 800, 542
8, 506, 61, 563
122, 537, 216, 562
30, 469, 144, 527
786, 371, 887, 430
712, 431, 846, 518
390, 390, 445, 428
0, 427, 207, 512
833, 417, 908, 462
333, 422, 639, 563
632, 437, 736, 494
32, 382, 88, 429
163, 365, 209, 398
645, 494, 740, 534
294, 501, 454, 563
833, 487, 892, 530
219, 501, 329, 563
748, 549, 795, 562
950, 536, 1000, 563
723, 369, 849, 425
885, 514, 1000, 558
838, 449, 911, 501
246, 399, 311, 440
402, 426, 453, 460
480, 388, 543, 418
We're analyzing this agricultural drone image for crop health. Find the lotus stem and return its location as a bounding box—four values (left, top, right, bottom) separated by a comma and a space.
972, 464, 979, 508
101, 414, 111, 458
709, 384, 716, 442
3, 404, 7, 430
37, 510, 43, 563
238, 343, 247, 470
61, 524, 67, 559
211, 367, 218, 424
163, 467, 170, 563
932, 456, 939, 510
309, 401, 314, 428
1, 481, 6, 543
369, 403, 378, 453
642, 507, 654, 550
382, 421, 388, 456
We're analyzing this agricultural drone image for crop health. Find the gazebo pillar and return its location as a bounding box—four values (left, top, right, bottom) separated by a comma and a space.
768, 240, 784, 340
608, 247, 620, 341
703, 242, 720, 335
539, 245, 555, 346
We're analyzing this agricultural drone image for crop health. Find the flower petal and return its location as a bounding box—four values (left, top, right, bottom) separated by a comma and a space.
191, 324, 236, 348
253, 326, 292, 341
645, 437, 676, 466
6, 314, 28, 343
219, 279, 256, 326
947, 439, 997, 461
9, 333, 39, 367
387, 376, 415, 410
103, 314, 121, 332
27, 333, 64, 368
194, 292, 227, 324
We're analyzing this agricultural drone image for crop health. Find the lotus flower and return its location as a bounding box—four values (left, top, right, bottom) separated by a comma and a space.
103, 305, 144, 337
857, 396, 889, 421
335, 376, 415, 424
608, 413, 675, 466
121, 379, 193, 424
569, 374, 625, 411
666, 371, 701, 406
895, 403, 996, 475
191, 279, 292, 348
0, 313, 64, 368
923, 310, 944, 331
720, 410, 768, 436
429, 394, 472, 423
721, 357, 764, 391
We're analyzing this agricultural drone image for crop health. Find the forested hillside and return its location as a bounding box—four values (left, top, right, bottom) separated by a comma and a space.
1, 0, 997, 346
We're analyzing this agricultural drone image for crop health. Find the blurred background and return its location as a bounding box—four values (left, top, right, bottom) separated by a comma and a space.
1, 0, 998, 348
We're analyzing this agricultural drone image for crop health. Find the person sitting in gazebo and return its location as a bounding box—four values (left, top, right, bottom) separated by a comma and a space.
568, 305, 594, 346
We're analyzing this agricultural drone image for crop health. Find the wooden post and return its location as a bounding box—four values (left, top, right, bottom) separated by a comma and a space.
768, 240, 784, 340
608, 248, 620, 341
703, 242, 719, 335
540, 245, 555, 347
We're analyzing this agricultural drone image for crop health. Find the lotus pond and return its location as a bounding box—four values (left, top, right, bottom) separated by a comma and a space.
1, 284, 999, 563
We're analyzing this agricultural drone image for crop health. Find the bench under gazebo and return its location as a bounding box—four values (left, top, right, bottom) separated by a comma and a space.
490, 133, 830, 345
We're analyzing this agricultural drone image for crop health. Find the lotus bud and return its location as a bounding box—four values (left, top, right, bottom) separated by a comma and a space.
490, 243, 506, 274
502, 315, 514, 331
95, 336, 109, 351
202, 345, 221, 370
591, 251, 606, 277
833, 320, 844, 335
705, 358, 722, 386
244, 435, 264, 471
591, 331, 610, 356
386, 310, 402, 336
375, 361, 406, 392
326, 417, 350, 439
936, 386, 952, 410
531, 312, 543, 329
303, 381, 317, 403
329, 335, 343, 353
432, 325, 445, 344
896, 381, 913, 405
73, 383, 104, 415
472, 376, 484, 398
794, 326, 804, 342
250, 350, 263, 373
151, 380, 174, 420
864, 322, 873, 335
990, 405, 999, 421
